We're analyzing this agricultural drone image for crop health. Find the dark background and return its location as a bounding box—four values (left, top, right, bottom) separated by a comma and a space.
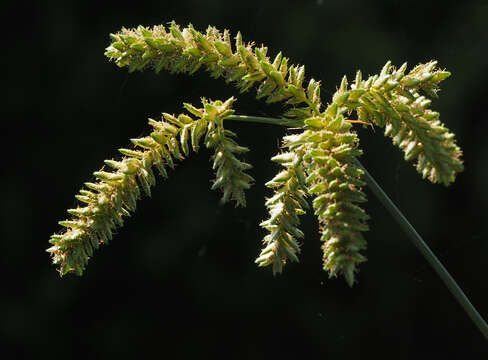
4, 0, 487, 358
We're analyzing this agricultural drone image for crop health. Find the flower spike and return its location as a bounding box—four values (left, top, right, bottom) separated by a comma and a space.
346, 61, 463, 185
48, 23, 464, 287
48, 97, 251, 275
256, 150, 308, 274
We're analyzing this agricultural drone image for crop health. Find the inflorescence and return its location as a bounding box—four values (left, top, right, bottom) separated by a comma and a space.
48, 22, 463, 285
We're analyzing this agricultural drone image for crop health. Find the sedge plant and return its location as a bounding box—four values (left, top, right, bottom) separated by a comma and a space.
47, 22, 487, 338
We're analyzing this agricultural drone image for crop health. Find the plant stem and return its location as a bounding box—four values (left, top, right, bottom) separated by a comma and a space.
228, 114, 488, 339
355, 160, 488, 340
226, 115, 304, 127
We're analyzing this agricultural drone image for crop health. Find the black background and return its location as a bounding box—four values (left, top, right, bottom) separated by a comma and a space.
4, 0, 487, 358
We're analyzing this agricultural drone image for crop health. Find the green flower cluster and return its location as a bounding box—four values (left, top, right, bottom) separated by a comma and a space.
48, 98, 251, 275
105, 21, 321, 117
48, 22, 464, 285
256, 150, 308, 274
341, 61, 463, 185
255, 80, 369, 284
295, 106, 369, 286
203, 98, 254, 207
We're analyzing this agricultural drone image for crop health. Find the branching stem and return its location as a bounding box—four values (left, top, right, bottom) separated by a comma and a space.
229, 114, 488, 339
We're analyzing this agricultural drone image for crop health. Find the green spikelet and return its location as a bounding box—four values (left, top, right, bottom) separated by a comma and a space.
204, 98, 254, 207
347, 61, 463, 185
256, 150, 308, 274
105, 23, 321, 118
48, 98, 244, 276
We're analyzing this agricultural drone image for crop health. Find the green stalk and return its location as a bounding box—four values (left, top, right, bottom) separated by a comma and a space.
229, 114, 488, 339
355, 160, 488, 339
226, 115, 304, 128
